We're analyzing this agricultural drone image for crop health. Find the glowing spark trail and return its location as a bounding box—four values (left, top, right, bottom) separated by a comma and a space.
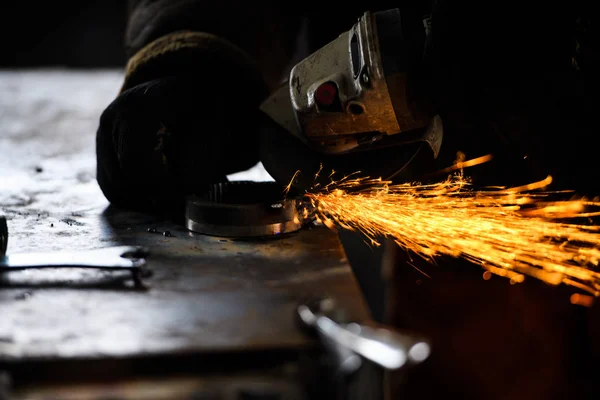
302, 168, 600, 295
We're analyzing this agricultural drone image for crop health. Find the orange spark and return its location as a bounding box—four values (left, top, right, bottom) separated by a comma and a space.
432, 154, 494, 175
570, 293, 594, 307
283, 170, 301, 197
303, 171, 600, 295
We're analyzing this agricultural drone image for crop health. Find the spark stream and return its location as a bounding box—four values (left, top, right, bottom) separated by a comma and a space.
303, 170, 600, 296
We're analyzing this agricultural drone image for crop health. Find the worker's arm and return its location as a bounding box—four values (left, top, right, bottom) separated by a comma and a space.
123, 0, 303, 91
96, 1, 302, 212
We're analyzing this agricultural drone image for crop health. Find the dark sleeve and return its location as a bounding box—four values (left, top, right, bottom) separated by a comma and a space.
123, 0, 303, 91
122, 1, 428, 91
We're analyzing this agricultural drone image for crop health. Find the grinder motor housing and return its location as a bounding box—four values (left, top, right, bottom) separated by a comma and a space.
260, 8, 443, 158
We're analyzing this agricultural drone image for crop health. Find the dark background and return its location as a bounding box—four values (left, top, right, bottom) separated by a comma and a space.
0, 1, 128, 68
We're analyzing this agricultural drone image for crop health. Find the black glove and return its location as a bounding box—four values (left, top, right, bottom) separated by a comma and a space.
96, 32, 268, 213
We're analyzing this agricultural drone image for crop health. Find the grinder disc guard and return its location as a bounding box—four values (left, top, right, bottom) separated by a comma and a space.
185, 181, 304, 238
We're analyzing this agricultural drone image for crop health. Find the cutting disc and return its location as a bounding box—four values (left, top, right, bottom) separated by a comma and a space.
185, 181, 304, 238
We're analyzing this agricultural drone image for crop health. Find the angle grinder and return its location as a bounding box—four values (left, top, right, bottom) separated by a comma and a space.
260, 8, 442, 159
186, 8, 442, 238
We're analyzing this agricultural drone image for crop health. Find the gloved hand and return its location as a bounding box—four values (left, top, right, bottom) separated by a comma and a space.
96, 32, 268, 213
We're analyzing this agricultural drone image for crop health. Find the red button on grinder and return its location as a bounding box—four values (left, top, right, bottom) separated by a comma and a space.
315, 82, 337, 106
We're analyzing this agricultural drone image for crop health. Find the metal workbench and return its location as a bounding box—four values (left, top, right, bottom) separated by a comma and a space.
0, 70, 375, 399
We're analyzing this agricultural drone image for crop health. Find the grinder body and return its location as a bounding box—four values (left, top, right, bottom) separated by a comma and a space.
260, 8, 442, 159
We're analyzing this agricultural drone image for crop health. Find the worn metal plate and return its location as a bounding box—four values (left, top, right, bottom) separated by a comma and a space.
0, 70, 370, 364
0, 220, 368, 360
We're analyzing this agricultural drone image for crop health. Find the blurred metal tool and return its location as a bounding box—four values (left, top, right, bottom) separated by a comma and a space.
0, 215, 149, 285
297, 297, 430, 374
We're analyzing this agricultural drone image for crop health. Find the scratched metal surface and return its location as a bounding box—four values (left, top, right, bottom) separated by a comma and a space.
0, 70, 370, 362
